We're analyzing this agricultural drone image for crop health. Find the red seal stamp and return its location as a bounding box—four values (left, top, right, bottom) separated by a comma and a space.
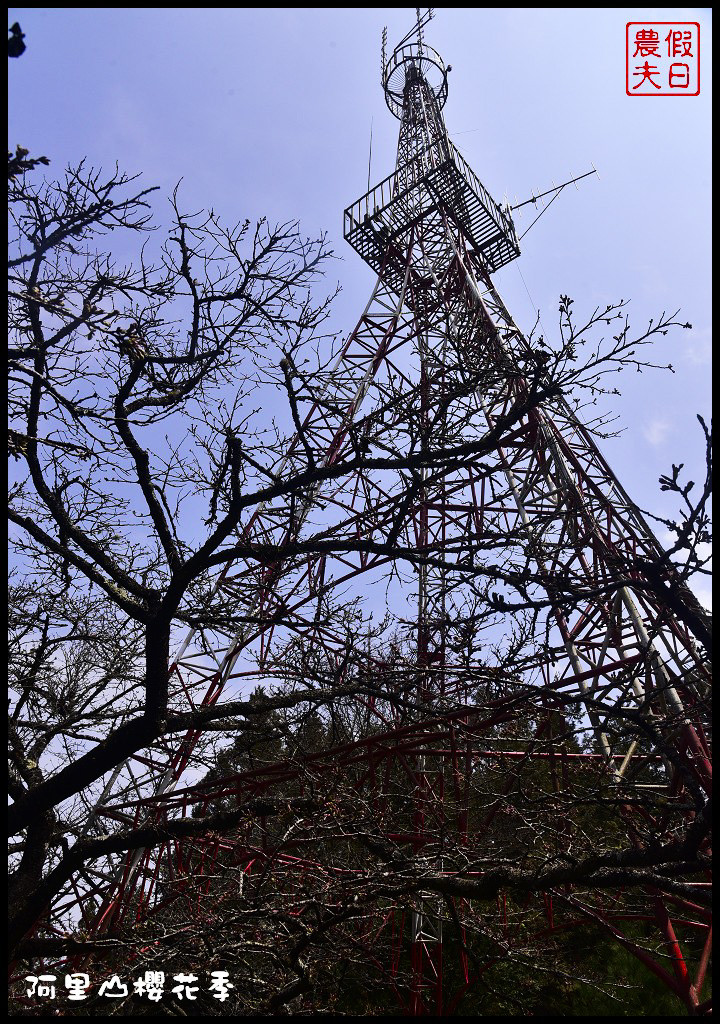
626, 23, 700, 96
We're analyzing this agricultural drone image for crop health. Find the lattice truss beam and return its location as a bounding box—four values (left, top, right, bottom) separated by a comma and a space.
23, 19, 710, 1018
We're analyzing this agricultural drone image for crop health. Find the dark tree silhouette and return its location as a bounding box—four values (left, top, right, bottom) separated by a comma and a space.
8, 154, 711, 1016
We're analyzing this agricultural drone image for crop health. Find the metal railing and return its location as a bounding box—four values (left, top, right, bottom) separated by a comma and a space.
345, 140, 518, 253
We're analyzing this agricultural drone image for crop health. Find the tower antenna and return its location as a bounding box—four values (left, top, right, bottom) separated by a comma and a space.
367, 117, 373, 194
393, 7, 434, 53
511, 167, 599, 240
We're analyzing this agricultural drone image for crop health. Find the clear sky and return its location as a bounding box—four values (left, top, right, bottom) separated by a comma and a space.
8, 7, 712, 605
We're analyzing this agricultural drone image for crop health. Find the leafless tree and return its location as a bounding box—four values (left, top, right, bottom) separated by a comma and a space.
8, 157, 711, 1015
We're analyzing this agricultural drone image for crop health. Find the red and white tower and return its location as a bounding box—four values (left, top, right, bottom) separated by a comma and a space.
25, 12, 711, 1016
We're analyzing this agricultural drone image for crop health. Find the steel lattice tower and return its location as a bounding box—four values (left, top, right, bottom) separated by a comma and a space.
25, 14, 710, 1016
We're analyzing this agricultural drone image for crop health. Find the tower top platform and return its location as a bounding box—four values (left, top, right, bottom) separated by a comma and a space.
383, 41, 449, 119
344, 139, 520, 290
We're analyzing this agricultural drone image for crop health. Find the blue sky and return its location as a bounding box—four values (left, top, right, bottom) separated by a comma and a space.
9, 7, 712, 603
